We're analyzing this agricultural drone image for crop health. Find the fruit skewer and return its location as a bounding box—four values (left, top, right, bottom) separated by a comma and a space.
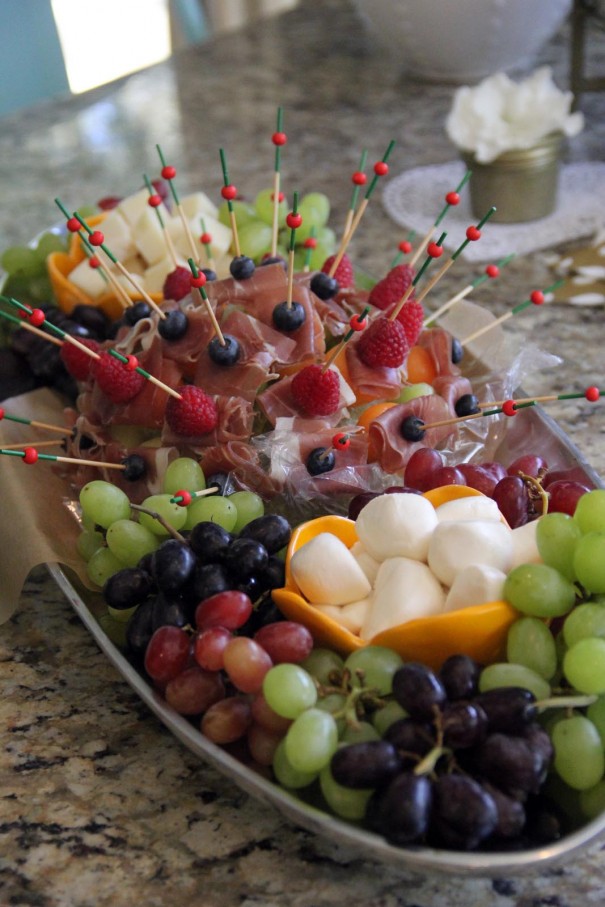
270, 107, 287, 258
0, 445, 132, 470
156, 145, 203, 269
187, 258, 227, 347
408, 170, 472, 267
461, 281, 564, 346
342, 149, 368, 239
388, 233, 447, 322
423, 254, 515, 329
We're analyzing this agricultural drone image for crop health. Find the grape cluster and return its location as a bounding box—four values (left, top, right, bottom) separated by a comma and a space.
348, 448, 593, 528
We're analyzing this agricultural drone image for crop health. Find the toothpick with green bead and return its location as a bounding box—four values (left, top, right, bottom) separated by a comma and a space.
285, 192, 302, 309
388, 231, 447, 322
390, 231, 417, 268
461, 280, 564, 346
144, 172, 178, 268
199, 217, 216, 270
156, 144, 200, 265
54, 197, 131, 308
219, 147, 242, 258
0, 296, 101, 359
0, 305, 64, 348
73, 211, 167, 319
328, 140, 396, 278
479, 386, 601, 409
270, 107, 287, 257
188, 258, 226, 345
169, 484, 221, 506
413, 206, 497, 309
423, 253, 515, 328
0, 406, 71, 436
0, 445, 132, 471
343, 148, 368, 238
409, 169, 472, 268
78, 231, 110, 286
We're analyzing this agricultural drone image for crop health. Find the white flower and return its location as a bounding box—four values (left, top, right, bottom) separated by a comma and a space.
446, 67, 584, 163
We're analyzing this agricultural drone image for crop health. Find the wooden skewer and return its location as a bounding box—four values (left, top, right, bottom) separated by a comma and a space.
188, 259, 226, 346
0, 439, 65, 449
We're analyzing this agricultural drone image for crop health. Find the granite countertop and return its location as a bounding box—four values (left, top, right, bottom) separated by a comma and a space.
2, 1, 605, 904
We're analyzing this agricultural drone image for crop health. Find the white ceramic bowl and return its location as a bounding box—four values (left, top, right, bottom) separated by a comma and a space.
353, 0, 572, 84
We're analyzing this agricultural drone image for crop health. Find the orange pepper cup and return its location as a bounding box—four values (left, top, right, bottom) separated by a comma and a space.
272, 486, 519, 671
46, 213, 164, 322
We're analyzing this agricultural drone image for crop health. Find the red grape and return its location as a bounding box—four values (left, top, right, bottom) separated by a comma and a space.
223, 637, 273, 693
492, 475, 530, 528
404, 448, 445, 491
250, 692, 292, 734
425, 465, 465, 490
201, 697, 252, 744
507, 455, 548, 479
254, 621, 313, 664
547, 480, 591, 516
144, 626, 191, 684
165, 666, 225, 715
247, 723, 283, 766
194, 626, 232, 671
458, 464, 500, 497
195, 590, 253, 631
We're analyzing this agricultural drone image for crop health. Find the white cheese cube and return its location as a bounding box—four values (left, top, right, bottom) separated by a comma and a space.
428, 519, 513, 587
444, 564, 507, 612
360, 557, 445, 640
290, 533, 371, 605
355, 493, 438, 562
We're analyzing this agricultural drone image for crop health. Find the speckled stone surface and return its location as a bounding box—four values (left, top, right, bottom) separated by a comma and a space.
2, 2, 605, 904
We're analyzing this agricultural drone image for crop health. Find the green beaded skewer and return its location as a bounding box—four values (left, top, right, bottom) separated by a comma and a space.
284, 192, 302, 310
343, 149, 368, 239
390, 230, 417, 269
409, 169, 473, 268
270, 107, 287, 258
219, 148, 242, 258
0, 296, 101, 359
423, 254, 515, 328
143, 173, 179, 268
199, 217, 216, 271
0, 406, 70, 436
156, 144, 201, 266
188, 258, 226, 345
388, 231, 447, 322
461, 281, 564, 346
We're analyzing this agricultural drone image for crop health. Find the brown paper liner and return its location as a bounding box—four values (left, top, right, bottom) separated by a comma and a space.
0, 387, 94, 623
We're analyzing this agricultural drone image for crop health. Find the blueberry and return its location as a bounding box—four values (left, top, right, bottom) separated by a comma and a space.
124, 301, 152, 326
158, 309, 188, 341
454, 393, 480, 417
72, 304, 111, 338
201, 268, 217, 282
272, 300, 306, 332
230, 255, 255, 280
306, 446, 336, 475
310, 272, 339, 300
121, 453, 147, 482
260, 255, 287, 270
451, 337, 464, 364
204, 472, 234, 496
400, 415, 426, 442
207, 334, 240, 367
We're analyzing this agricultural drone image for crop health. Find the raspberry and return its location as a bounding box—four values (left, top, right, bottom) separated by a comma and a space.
368, 264, 416, 312
356, 316, 409, 368
93, 351, 146, 403
165, 385, 219, 436
321, 253, 354, 288
163, 266, 192, 301
59, 337, 101, 381
395, 298, 424, 347
291, 364, 341, 416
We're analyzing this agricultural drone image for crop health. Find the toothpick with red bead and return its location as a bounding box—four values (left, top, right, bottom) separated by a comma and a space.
156, 144, 201, 266
144, 172, 179, 268
284, 192, 303, 309
0, 296, 102, 360
78, 231, 110, 287
390, 231, 417, 269
306, 431, 352, 476
409, 169, 472, 268
219, 147, 242, 258
423, 253, 515, 328
388, 231, 447, 323
328, 140, 396, 278
187, 258, 226, 346
343, 149, 368, 238
302, 226, 317, 273
0, 406, 71, 436
0, 445, 141, 471
479, 386, 601, 409
413, 206, 497, 310
55, 198, 131, 309
270, 107, 287, 258
461, 281, 563, 346
322, 306, 369, 371
199, 218, 216, 271
169, 484, 221, 505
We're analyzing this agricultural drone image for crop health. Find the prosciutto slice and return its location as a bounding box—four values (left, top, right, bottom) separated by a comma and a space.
368, 395, 456, 474
432, 375, 474, 413
418, 327, 460, 378
161, 394, 255, 448
345, 339, 402, 402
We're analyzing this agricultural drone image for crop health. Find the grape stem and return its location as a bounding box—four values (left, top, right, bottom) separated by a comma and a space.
517, 471, 550, 516
536, 694, 598, 712
129, 503, 186, 541
413, 744, 450, 777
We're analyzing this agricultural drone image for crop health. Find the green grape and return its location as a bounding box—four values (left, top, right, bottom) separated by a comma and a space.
564, 638, 605, 694
284, 707, 339, 773
162, 457, 206, 495
183, 495, 237, 531
319, 763, 373, 820
340, 721, 380, 745
503, 563, 576, 618
573, 532, 605, 593
34, 231, 67, 260
398, 383, 435, 404
97, 611, 130, 648
574, 489, 605, 534
263, 664, 318, 719
535, 511, 582, 581
293, 241, 332, 272
579, 779, 605, 819
218, 199, 257, 230
237, 220, 273, 261
0, 245, 40, 275
29, 275, 54, 302
315, 693, 347, 736
552, 714, 605, 790
297, 192, 330, 232
300, 648, 344, 685
106, 519, 159, 567
79, 480, 132, 529
272, 739, 317, 789
87, 547, 123, 587
228, 490, 265, 534
563, 602, 605, 648
478, 662, 551, 701
506, 617, 557, 680
345, 646, 404, 696
254, 188, 288, 226
138, 494, 188, 536
107, 603, 139, 624
76, 528, 105, 562
372, 700, 408, 737
587, 696, 605, 747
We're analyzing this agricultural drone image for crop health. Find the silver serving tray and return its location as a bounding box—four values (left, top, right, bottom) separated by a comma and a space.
47, 402, 605, 877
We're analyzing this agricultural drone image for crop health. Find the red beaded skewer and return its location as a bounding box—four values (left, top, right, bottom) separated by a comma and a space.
144, 172, 179, 268
390, 231, 416, 269
169, 485, 221, 505
270, 107, 287, 258
315, 431, 353, 462
0, 406, 70, 436
284, 192, 303, 311
342, 149, 368, 239
219, 148, 242, 258
461, 281, 563, 346
156, 145, 202, 267
302, 227, 317, 273
0, 446, 132, 470
423, 254, 515, 329
199, 218, 216, 271
187, 258, 226, 346
322, 307, 369, 372
0, 297, 101, 360
388, 231, 447, 322
409, 170, 472, 268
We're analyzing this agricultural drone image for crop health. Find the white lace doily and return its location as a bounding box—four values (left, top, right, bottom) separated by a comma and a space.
382, 161, 605, 262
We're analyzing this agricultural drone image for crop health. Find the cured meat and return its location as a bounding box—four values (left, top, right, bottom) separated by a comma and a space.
432, 375, 474, 413
418, 327, 460, 378
345, 339, 402, 402
256, 372, 349, 429
368, 395, 456, 474
161, 394, 255, 448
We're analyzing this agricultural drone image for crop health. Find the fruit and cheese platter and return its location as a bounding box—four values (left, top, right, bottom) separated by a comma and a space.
2, 112, 605, 876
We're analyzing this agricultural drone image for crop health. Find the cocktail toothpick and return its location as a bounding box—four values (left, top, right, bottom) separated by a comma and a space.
408, 170, 472, 268
479, 387, 601, 409
342, 149, 368, 239
199, 218, 216, 270
0, 439, 65, 450
0, 306, 63, 347
144, 173, 179, 268
0, 296, 101, 359
423, 254, 515, 328
270, 107, 287, 258
156, 145, 201, 266
328, 140, 396, 278
461, 281, 563, 346
322, 307, 369, 372
284, 192, 302, 309
0, 406, 70, 436
303, 227, 317, 273
0, 446, 131, 470
219, 148, 242, 258
390, 231, 416, 269
388, 232, 447, 322
187, 258, 226, 346
169, 485, 221, 505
